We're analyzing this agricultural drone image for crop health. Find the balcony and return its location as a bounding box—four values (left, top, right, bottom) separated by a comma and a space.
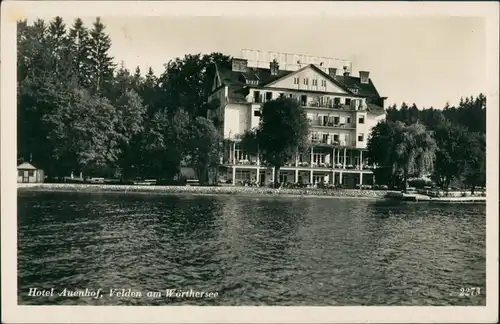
310, 138, 357, 147
310, 120, 355, 129
303, 100, 367, 111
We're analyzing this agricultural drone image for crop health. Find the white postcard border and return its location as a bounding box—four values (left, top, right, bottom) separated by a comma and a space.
1, 1, 498, 323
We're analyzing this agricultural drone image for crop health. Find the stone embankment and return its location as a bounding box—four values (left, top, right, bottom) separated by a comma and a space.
17, 183, 390, 199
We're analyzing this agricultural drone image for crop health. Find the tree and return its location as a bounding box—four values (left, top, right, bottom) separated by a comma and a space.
157, 53, 231, 117
431, 121, 469, 191
43, 87, 122, 177
240, 128, 260, 157
88, 17, 115, 94
393, 122, 437, 191
113, 89, 147, 179
255, 98, 310, 186
366, 120, 402, 187
46, 16, 74, 81
462, 133, 486, 194
185, 117, 222, 185
142, 109, 190, 181
367, 121, 437, 191
68, 18, 93, 89
140, 67, 161, 117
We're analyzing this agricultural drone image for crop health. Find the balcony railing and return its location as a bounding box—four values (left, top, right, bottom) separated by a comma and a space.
310, 138, 357, 147
310, 120, 355, 129
247, 95, 367, 111
304, 100, 367, 111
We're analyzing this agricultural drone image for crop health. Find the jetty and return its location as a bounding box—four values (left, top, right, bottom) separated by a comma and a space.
385, 191, 486, 203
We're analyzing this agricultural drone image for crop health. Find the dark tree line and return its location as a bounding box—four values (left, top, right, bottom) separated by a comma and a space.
367, 94, 486, 193
17, 17, 231, 184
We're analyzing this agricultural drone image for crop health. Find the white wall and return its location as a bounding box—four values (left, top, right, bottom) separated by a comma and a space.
355, 112, 385, 149
224, 103, 251, 139
250, 104, 261, 128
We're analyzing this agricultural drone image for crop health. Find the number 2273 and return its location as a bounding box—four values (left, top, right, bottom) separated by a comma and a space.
459, 287, 481, 297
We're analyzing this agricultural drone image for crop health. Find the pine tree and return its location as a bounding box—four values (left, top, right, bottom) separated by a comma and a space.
132, 66, 143, 90
88, 17, 115, 94
69, 18, 93, 89
141, 67, 160, 116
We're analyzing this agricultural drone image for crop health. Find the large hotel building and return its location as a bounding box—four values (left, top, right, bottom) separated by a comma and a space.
208, 50, 387, 188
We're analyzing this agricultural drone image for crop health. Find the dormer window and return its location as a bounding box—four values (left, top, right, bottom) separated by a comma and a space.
349, 88, 359, 94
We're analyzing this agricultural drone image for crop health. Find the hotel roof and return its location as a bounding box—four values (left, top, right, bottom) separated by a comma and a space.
215, 62, 386, 115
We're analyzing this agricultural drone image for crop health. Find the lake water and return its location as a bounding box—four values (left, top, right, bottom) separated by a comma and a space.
17, 191, 486, 306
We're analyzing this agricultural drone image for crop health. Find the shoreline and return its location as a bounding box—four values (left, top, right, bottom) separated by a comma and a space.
17, 183, 389, 200
17, 183, 486, 203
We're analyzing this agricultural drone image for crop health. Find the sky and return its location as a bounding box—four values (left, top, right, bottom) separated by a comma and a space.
61, 16, 486, 108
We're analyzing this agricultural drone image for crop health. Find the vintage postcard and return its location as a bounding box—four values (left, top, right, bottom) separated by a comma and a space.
1, 1, 499, 323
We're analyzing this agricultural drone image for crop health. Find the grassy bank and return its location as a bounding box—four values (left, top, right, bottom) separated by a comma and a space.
17, 183, 391, 199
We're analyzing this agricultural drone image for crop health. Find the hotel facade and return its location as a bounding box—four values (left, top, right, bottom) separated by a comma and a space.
208, 50, 387, 188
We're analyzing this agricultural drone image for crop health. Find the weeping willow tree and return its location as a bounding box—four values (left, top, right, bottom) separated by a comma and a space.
392, 122, 437, 191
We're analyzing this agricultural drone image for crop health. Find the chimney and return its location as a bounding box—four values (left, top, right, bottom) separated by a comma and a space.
231, 58, 248, 72
328, 67, 337, 78
343, 66, 350, 77
270, 59, 279, 76
359, 71, 370, 84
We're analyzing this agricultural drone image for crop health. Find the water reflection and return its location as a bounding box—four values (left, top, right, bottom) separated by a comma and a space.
18, 192, 486, 306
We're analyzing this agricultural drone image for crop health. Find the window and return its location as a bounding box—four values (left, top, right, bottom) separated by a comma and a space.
358, 116, 365, 124
254, 110, 261, 117
311, 132, 319, 141
289, 94, 293, 98
322, 133, 329, 143
28, 170, 34, 176
345, 98, 351, 105
265, 92, 273, 101
347, 117, 351, 124
312, 79, 318, 86
18, 170, 23, 177
253, 91, 261, 103
279, 174, 288, 183
300, 95, 308, 106
303, 78, 309, 85
322, 116, 329, 126
313, 153, 325, 164
334, 116, 340, 125
333, 134, 339, 141
334, 97, 340, 105
279, 93, 285, 98
294, 77, 300, 84
358, 134, 365, 142
321, 80, 327, 87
